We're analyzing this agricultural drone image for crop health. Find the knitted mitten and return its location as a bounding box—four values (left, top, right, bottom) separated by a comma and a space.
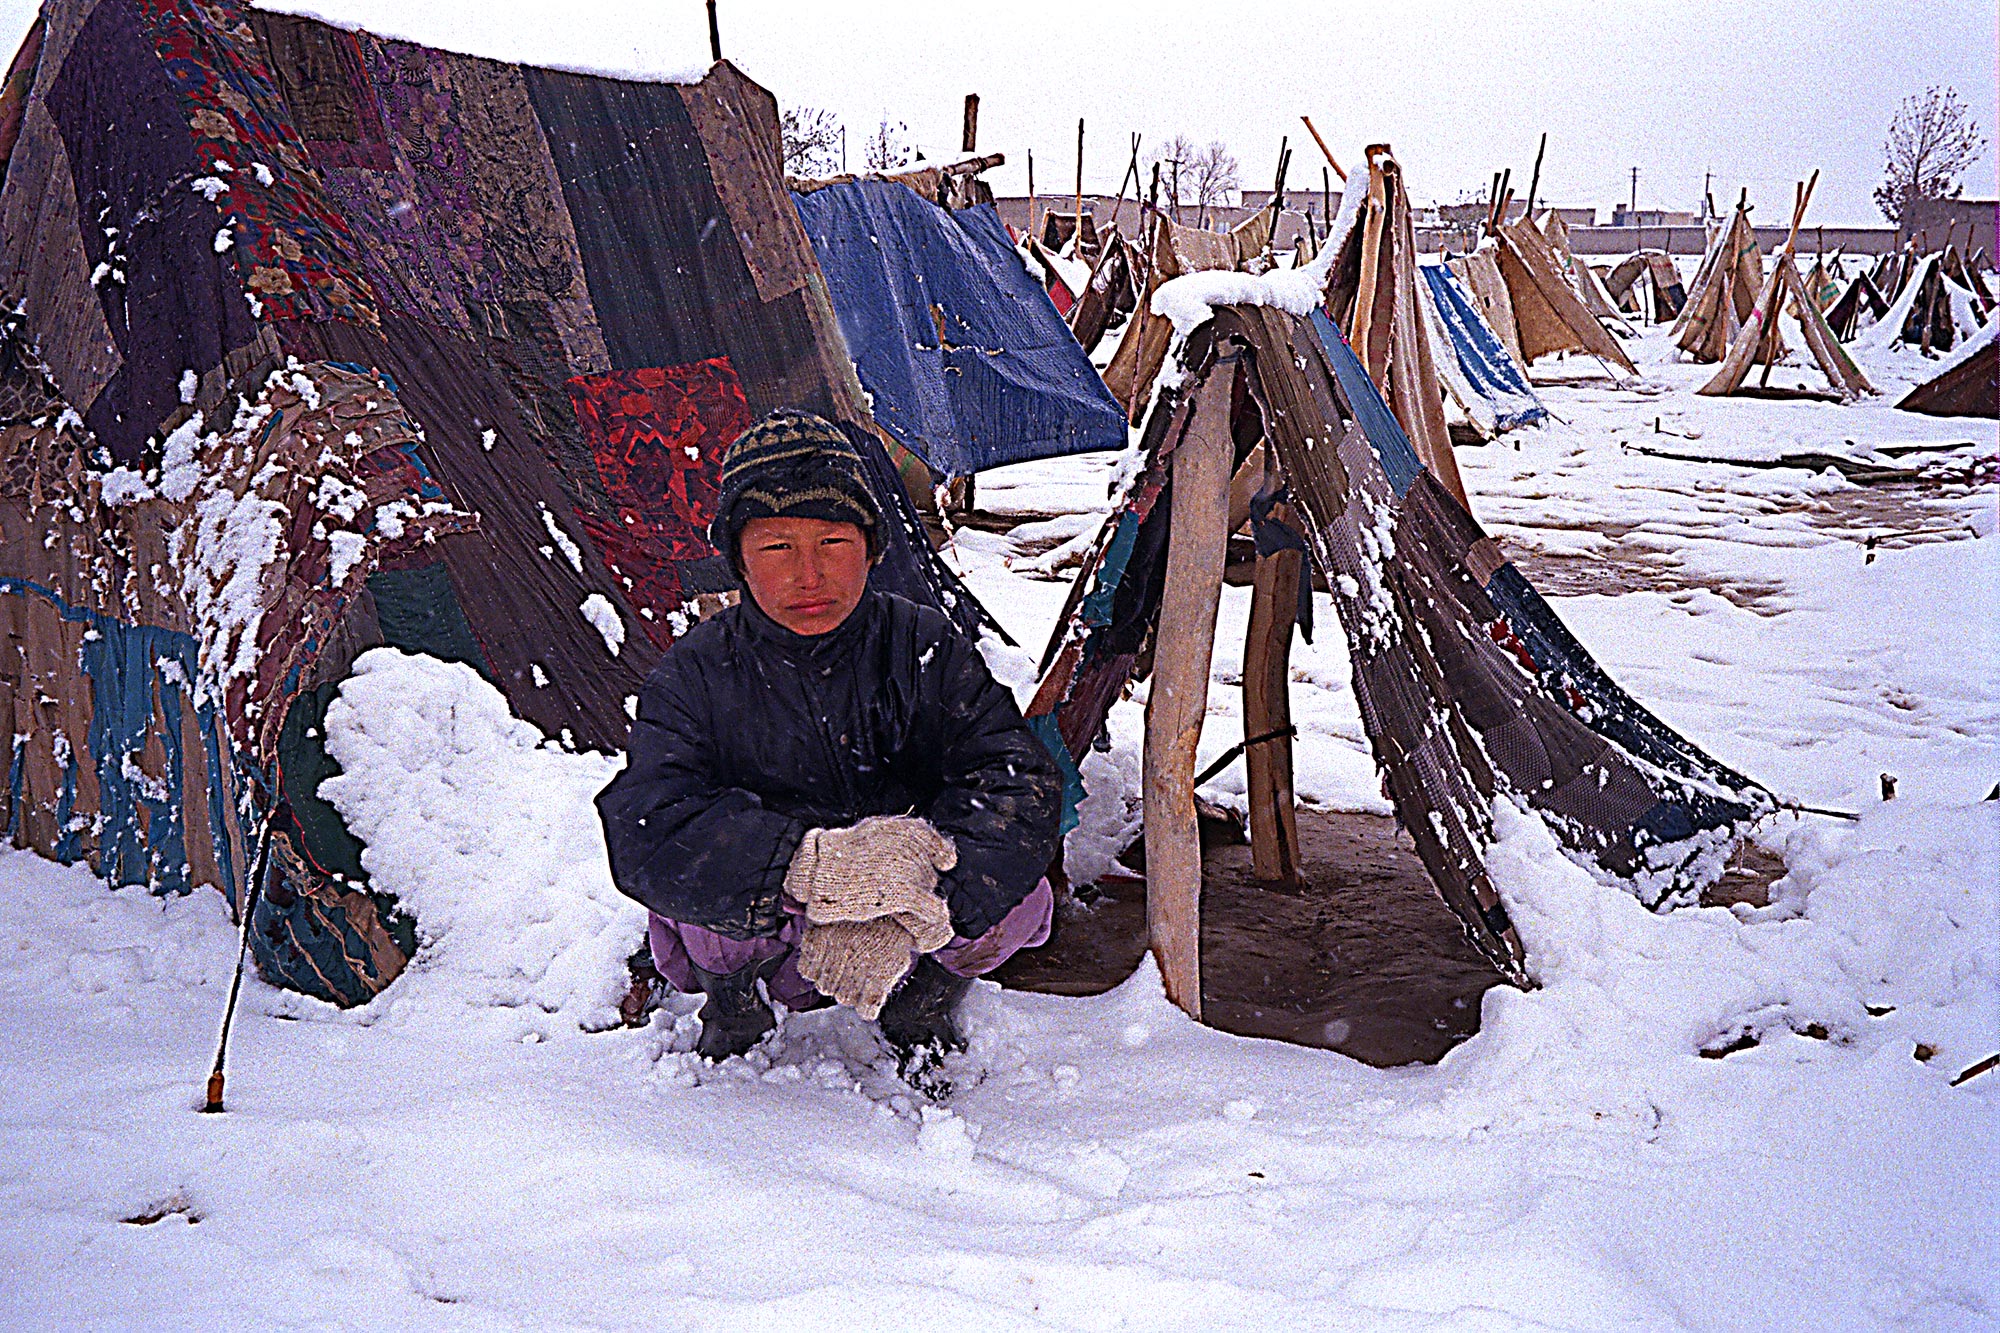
795, 918, 917, 1019
784, 815, 958, 952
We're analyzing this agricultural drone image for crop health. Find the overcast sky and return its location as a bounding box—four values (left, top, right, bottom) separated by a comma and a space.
6, 0, 1994, 226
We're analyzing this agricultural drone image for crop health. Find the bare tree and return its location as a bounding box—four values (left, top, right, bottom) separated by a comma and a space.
864, 117, 912, 173
1145, 135, 1197, 220
1187, 141, 1241, 226
781, 106, 842, 178
1874, 86, 1986, 223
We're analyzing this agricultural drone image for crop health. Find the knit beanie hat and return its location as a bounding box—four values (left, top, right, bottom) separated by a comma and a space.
709, 410, 881, 569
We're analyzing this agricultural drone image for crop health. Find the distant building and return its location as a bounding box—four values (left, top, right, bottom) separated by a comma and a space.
1610, 206, 1697, 228
1899, 196, 1996, 260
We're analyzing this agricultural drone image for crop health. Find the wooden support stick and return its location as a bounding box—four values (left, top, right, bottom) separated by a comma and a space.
1525, 132, 1547, 218
1075, 118, 1085, 253
1244, 522, 1302, 886
962, 94, 979, 154
1028, 149, 1036, 237
1300, 116, 1347, 182
706, 0, 721, 62
1142, 358, 1236, 1019
1110, 134, 1140, 230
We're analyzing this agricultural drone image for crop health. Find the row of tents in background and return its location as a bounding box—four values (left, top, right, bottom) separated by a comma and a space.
1003, 161, 1994, 427
0, 0, 1988, 1013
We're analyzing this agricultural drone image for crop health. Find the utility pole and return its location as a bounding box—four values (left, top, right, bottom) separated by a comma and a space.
1629, 166, 1639, 221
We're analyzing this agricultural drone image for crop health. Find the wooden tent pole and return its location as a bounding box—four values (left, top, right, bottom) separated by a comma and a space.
961, 94, 979, 153
1300, 116, 1347, 182
1243, 501, 1302, 886
1142, 355, 1236, 1020
1028, 149, 1036, 237
1524, 132, 1547, 218
1074, 118, 1085, 252
1109, 133, 1140, 230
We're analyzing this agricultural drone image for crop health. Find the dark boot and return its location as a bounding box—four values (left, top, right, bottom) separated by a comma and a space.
690, 959, 778, 1061
878, 956, 973, 1089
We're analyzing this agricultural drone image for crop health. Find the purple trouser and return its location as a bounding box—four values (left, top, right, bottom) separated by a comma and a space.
648, 879, 1054, 1010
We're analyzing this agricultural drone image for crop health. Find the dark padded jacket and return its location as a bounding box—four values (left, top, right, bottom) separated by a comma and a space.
596, 589, 1062, 941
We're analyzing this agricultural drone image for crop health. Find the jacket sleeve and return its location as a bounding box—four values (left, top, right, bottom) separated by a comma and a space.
919, 627, 1064, 940
595, 654, 808, 940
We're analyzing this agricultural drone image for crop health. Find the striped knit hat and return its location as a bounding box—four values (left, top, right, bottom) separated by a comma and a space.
709, 410, 881, 568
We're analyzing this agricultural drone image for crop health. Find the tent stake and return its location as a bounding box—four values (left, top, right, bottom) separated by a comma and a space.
202, 811, 279, 1113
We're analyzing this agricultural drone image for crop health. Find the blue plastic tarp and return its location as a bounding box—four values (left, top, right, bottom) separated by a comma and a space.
1421, 264, 1548, 433
793, 180, 1128, 477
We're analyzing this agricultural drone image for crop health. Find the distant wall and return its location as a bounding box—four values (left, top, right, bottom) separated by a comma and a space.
1559, 225, 1900, 257
1899, 197, 1996, 259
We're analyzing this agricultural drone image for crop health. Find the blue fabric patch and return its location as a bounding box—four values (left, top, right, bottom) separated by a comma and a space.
1078, 511, 1139, 629
1309, 309, 1426, 498
1421, 265, 1548, 432
1027, 713, 1084, 837
793, 181, 1127, 476
0, 577, 236, 902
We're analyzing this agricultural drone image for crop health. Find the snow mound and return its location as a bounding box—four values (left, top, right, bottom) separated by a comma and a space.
1481, 796, 1999, 1094
320, 649, 643, 1035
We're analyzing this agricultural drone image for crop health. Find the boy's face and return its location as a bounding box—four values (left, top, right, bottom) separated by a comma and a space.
737, 516, 871, 636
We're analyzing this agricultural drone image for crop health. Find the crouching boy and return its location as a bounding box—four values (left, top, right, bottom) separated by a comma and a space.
596, 411, 1061, 1074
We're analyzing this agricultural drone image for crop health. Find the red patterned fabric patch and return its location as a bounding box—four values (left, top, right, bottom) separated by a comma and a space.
566, 358, 748, 650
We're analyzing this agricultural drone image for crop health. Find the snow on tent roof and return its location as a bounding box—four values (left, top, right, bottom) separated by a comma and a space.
0, 0, 988, 1008
793, 178, 1128, 477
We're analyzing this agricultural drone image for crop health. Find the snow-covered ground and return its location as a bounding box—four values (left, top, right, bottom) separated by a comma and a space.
2, 325, 1995, 1329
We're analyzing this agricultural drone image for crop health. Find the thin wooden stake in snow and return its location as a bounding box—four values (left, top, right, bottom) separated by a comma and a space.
706, 0, 721, 63
202, 813, 278, 1113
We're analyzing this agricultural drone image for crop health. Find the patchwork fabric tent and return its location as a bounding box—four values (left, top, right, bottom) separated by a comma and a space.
1674, 200, 1764, 363
1824, 271, 1889, 341
0, 0, 989, 1004
1898, 317, 1998, 418
1859, 248, 1988, 356
1699, 177, 1873, 402
1066, 226, 1138, 357
793, 177, 1127, 477
1023, 297, 1772, 1016
1602, 251, 1687, 323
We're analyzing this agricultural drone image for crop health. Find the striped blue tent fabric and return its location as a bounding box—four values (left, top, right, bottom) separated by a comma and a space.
1422, 264, 1548, 433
